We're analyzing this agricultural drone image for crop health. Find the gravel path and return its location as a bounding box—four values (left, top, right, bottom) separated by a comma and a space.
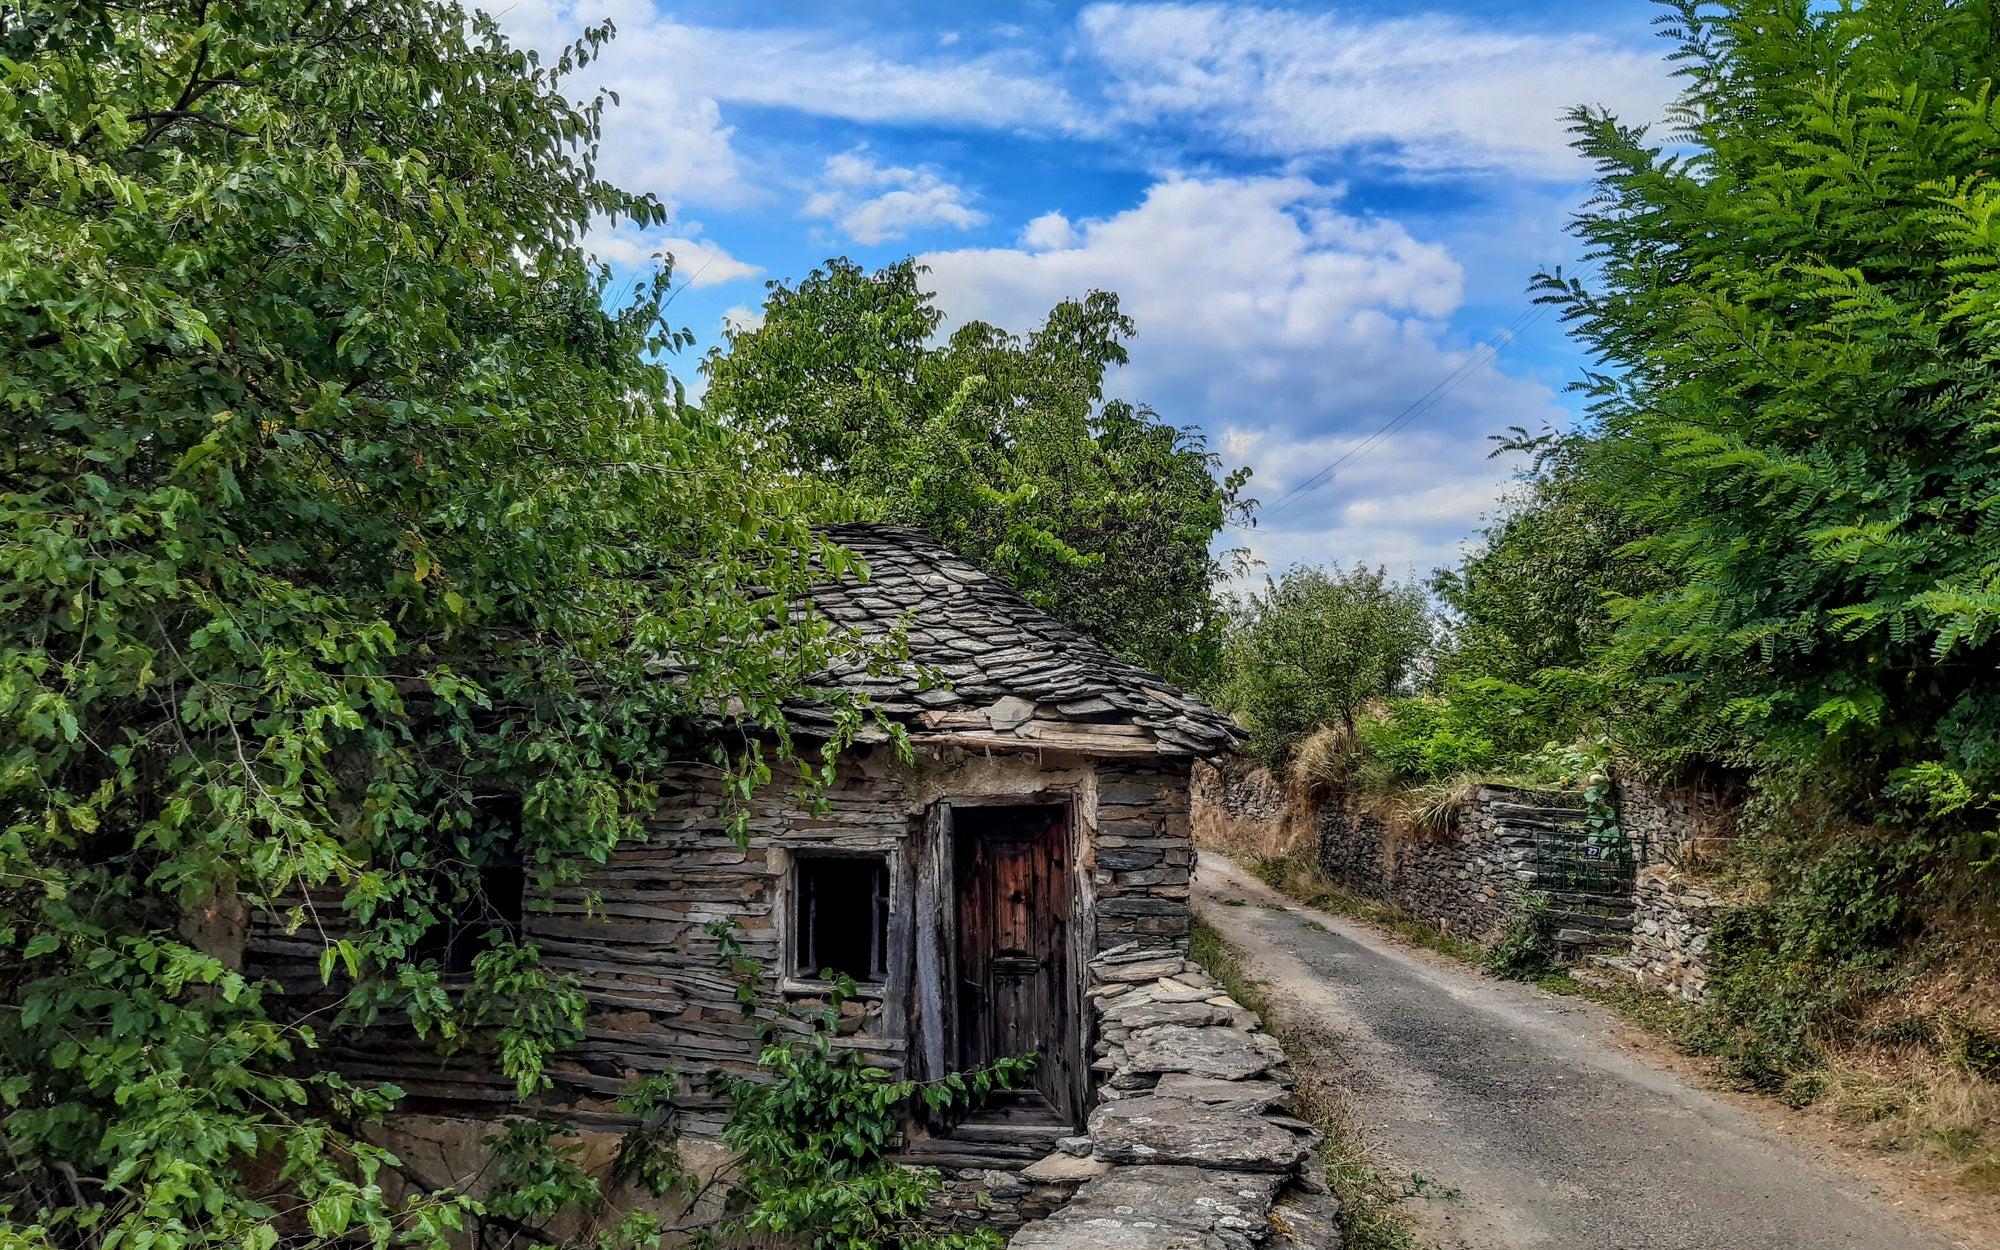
1195, 852, 1961, 1250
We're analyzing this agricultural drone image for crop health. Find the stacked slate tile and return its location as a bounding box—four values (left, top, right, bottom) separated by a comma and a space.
786, 524, 1241, 758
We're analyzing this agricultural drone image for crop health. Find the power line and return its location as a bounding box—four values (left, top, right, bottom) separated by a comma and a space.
1259, 296, 1557, 521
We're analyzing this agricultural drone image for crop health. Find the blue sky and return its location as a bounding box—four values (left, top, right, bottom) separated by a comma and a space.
495, 0, 1680, 580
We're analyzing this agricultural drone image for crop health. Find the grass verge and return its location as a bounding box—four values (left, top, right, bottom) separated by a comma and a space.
1191, 913, 1432, 1250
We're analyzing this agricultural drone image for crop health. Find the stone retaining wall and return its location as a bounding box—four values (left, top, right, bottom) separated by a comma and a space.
1192, 759, 1301, 860
1613, 770, 1740, 867
1312, 786, 1585, 945
1591, 867, 1725, 1001
1194, 764, 1740, 997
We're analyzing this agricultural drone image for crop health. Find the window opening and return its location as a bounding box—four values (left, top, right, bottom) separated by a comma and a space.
415, 794, 525, 976
793, 855, 890, 983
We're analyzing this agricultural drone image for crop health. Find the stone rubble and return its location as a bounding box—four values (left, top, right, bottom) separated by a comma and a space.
1005, 944, 1341, 1249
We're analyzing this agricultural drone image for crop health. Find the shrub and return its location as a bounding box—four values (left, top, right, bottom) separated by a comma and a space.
1484, 892, 1564, 981
1356, 698, 1500, 783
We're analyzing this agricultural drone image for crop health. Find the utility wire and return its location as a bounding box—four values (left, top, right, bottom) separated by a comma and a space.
1259, 295, 1558, 521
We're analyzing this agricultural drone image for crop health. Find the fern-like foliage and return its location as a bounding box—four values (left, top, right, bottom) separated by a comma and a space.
1542, 0, 2000, 785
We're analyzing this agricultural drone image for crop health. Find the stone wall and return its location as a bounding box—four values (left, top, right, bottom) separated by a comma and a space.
1192, 758, 1300, 859
1593, 867, 1726, 1001
1312, 786, 1583, 944
1001, 944, 1340, 1248
1094, 760, 1200, 951
1614, 768, 1742, 867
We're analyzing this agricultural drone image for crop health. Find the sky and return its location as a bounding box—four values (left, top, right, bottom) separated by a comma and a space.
492, 0, 1681, 583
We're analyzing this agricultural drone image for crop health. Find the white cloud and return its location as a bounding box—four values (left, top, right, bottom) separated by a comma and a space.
1019, 211, 1081, 251
919, 176, 1559, 574
1079, 2, 1674, 177
721, 305, 766, 335
676, 32, 1087, 133
582, 223, 761, 288
488, 0, 746, 208
803, 149, 986, 245
496, 0, 1087, 144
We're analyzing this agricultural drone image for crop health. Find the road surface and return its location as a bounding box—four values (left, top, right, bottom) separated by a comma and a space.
1195, 852, 1962, 1250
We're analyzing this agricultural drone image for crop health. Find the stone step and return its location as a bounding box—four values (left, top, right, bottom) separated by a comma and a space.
951, 1123, 1073, 1145
901, 1139, 1049, 1169
1555, 927, 1630, 951
1488, 802, 1586, 820
1546, 891, 1636, 911
1550, 910, 1635, 932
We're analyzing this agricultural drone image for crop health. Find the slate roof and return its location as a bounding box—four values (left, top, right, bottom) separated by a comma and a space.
789, 523, 1243, 758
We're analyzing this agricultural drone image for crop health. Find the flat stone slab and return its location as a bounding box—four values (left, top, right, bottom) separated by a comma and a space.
1010, 1220, 1225, 1249
1058, 1165, 1286, 1241
1022, 1151, 1114, 1184
1118, 1026, 1284, 1081
1148, 978, 1218, 1003
1267, 1189, 1343, 1249
1095, 956, 1188, 983
1089, 1096, 1312, 1172
1104, 999, 1231, 1031
1153, 1074, 1292, 1111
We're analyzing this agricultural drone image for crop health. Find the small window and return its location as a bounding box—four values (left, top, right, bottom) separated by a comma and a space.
415, 796, 525, 976
792, 855, 890, 984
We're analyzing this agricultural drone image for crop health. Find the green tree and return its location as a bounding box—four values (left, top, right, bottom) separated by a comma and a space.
1518, 0, 2000, 1095
1425, 437, 1666, 756
0, 3, 868, 1246
1219, 565, 1434, 766
704, 258, 1253, 689
1434, 444, 1653, 692
1545, 0, 2000, 787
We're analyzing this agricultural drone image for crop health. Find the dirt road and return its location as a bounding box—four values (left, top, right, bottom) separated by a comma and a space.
1195, 852, 1966, 1250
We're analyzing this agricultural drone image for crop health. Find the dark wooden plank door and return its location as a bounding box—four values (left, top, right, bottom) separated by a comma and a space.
952, 804, 1078, 1126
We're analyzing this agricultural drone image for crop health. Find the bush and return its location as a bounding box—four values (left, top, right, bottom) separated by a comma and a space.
1484, 893, 1564, 981
1356, 698, 1500, 783
1674, 773, 1946, 1100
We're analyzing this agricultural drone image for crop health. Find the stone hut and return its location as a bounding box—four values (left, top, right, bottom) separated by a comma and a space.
248, 522, 1242, 1171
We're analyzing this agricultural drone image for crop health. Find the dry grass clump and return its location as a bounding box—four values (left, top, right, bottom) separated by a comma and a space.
1289, 724, 1485, 841
1815, 938, 2000, 1198
1288, 725, 1364, 802
1822, 1057, 2000, 1194
1395, 774, 1483, 837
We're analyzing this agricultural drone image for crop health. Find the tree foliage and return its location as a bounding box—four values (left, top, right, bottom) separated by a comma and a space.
1543, 0, 2000, 788
0, 3, 869, 1246
1218, 565, 1433, 767
1408, 0, 2000, 1097
1432, 441, 1661, 695
703, 259, 1253, 690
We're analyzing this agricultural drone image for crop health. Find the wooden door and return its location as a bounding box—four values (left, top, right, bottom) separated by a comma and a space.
952, 804, 1078, 1126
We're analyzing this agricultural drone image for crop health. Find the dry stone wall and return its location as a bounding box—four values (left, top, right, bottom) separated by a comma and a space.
1192, 759, 1299, 860
1095, 761, 1200, 951
1312, 786, 1584, 944
1197, 764, 1740, 997
1591, 867, 1726, 1001
1003, 943, 1341, 1249
1613, 770, 1741, 866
